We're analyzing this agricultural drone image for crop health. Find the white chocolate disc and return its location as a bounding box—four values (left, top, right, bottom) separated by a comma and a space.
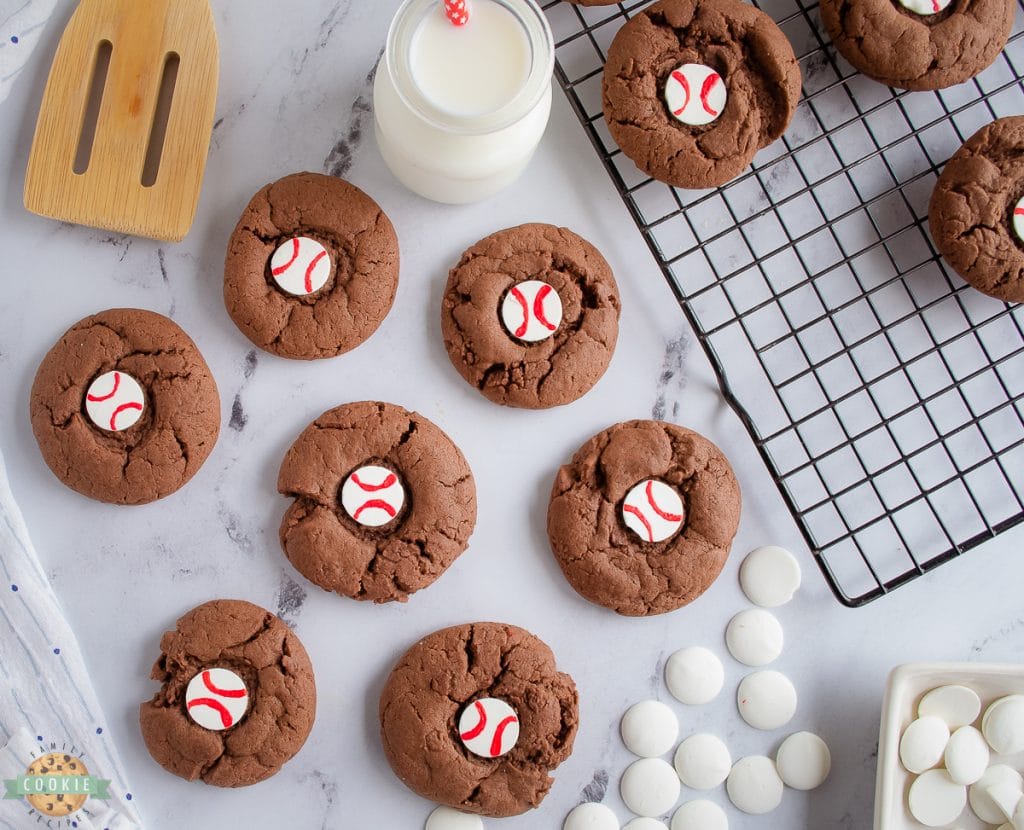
670, 800, 728, 830
775, 731, 831, 790
736, 671, 797, 731
665, 647, 724, 705
727, 756, 783, 815
458, 697, 519, 758
1014, 196, 1024, 244
621, 700, 679, 758
1013, 800, 1024, 830
270, 236, 331, 296
983, 695, 1024, 754
665, 63, 726, 127
674, 733, 732, 790
426, 806, 483, 830
563, 803, 618, 830
501, 279, 563, 343
986, 783, 1022, 823
944, 726, 989, 786
341, 465, 405, 528
897, 0, 952, 14
909, 769, 966, 827
725, 609, 784, 667
85, 371, 145, 432
621, 758, 682, 818
622, 480, 685, 543
919, 685, 982, 729
185, 668, 249, 731
739, 546, 801, 607
899, 716, 950, 774
624, 820, 669, 830
969, 765, 1023, 824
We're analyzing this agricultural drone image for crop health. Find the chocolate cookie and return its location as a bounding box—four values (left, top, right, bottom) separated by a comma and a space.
441, 224, 621, 408
547, 420, 741, 616
929, 117, 1024, 303
224, 172, 399, 360
565, 0, 620, 5
139, 599, 316, 787
278, 401, 477, 603
602, 0, 802, 189
30, 308, 220, 505
820, 0, 1013, 91
379, 622, 578, 817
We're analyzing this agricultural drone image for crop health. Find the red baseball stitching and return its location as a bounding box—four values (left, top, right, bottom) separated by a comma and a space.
670, 70, 691, 116
510, 286, 530, 338
490, 715, 518, 757
109, 402, 142, 431
272, 238, 301, 276
187, 698, 232, 728
351, 472, 397, 492
304, 250, 327, 293
1015, 207, 1024, 215
646, 480, 683, 522
930, 0, 941, 10
623, 504, 654, 543
353, 499, 397, 521
460, 700, 487, 741
700, 73, 720, 117
533, 284, 558, 332
86, 371, 120, 402
202, 670, 246, 698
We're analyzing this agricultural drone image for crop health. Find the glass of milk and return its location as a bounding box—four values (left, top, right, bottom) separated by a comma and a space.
374, 0, 554, 204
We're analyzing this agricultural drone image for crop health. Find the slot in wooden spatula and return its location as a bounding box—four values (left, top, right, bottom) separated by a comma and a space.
24, 0, 218, 242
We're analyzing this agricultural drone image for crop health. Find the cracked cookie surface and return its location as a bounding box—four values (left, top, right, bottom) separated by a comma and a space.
30, 308, 220, 505
820, 0, 1013, 90
602, 0, 802, 189
441, 224, 620, 409
929, 116, 1024, 303
139, 599, 316, 787
379, 622, 578, 817
277, 401, 477, 603
548, 420, 741, 616
224, 172, 399, 360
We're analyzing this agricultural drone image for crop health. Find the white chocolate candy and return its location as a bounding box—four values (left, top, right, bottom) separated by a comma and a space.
670, 800, 728, 830
85, 371, 145, 432
986, 783, 1023, 823
899, 715, 950, 774
727, 756, 783, 815
621, 700, 679, 758
919, 684, 982, 729
562, 803, 618, 830
983, 695, 1024, 754
665, 647, 724, 705
944, 726, 989, 786
739, 545, 801, 607
458, 697, 519, 758
897, 0, 952, 14
674, 733, 732, 790
501, 279, 563, 343
665, 63, 726, 127
909, 769, 966, 827
621, 758, 681, 818
969, 765, 1023, 824
1013, 800, 1024, 830
1014, 196, 1024, 244
622, 479, 685, 543
624, 820, 668, 830
426, 806, 483, 830
775, 731, 831, 791
341, 465, 405, 528
725, 609, 784, 667
736, 670, 797, 731
185, 668, 249, 731
270, 236, 331, 296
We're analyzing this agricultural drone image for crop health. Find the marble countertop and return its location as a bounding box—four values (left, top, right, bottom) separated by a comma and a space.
2, 1, 1023, 827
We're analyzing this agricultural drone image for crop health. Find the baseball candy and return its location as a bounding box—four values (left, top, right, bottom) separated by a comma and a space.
270, 236, 332, 296
1013, 196, 1024, 243
459, 697, 520, 758
501, 279, 563, 343
665, 64, 727, 127
185, 668, 249, 731
341, 465, 406, 528
85, 371, 145, 432
622, 479, 685, 543
897, 0, 951, 14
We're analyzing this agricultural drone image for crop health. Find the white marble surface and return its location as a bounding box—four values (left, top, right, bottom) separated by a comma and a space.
1, 1, 1024, 828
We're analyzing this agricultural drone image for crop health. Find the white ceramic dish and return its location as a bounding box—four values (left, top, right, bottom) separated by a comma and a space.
875, 662, 1024, 830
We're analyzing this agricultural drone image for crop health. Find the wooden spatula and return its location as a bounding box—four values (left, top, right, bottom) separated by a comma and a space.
24, 0, 218, 243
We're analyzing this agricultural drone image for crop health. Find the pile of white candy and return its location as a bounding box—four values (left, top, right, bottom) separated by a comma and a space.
900, 686, 1024, 827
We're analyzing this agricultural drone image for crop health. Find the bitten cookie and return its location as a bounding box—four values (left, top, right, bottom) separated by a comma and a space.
548, 420, 741, 616
441, 224, 621, 408
139, 599, 316, 787
379, 622, 579, 817
602, 0, 802, 189
278, 401, 477, 602
224, 172, 399, 360
30, 308, 220, 505
929, 116, 1024, 303
820, 0, 1013, 90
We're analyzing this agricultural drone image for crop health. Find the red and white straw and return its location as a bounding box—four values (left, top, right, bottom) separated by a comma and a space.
445, 0, 469, 26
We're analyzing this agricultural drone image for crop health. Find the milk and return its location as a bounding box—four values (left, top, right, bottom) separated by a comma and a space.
374, 0, 554, 204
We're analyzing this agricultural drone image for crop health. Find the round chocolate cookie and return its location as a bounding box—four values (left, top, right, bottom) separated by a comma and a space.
820, 0, 1013, 91
224, 172, 399, 360
602, 0, 802, 190
278, 401, 477, 603
441, 224, 621, 409
929, 116, 1024, 303
565, 0, 620, 5
139, 599, 316, 787
379, 622, 578, 817
30, 308, 220, 505
547, 420, 741, 616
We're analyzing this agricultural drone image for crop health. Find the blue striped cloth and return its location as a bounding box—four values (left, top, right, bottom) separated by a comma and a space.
0, 446, 142, 829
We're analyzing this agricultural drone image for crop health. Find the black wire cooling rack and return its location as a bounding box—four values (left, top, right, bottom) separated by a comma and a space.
541, 0, 1024, 606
